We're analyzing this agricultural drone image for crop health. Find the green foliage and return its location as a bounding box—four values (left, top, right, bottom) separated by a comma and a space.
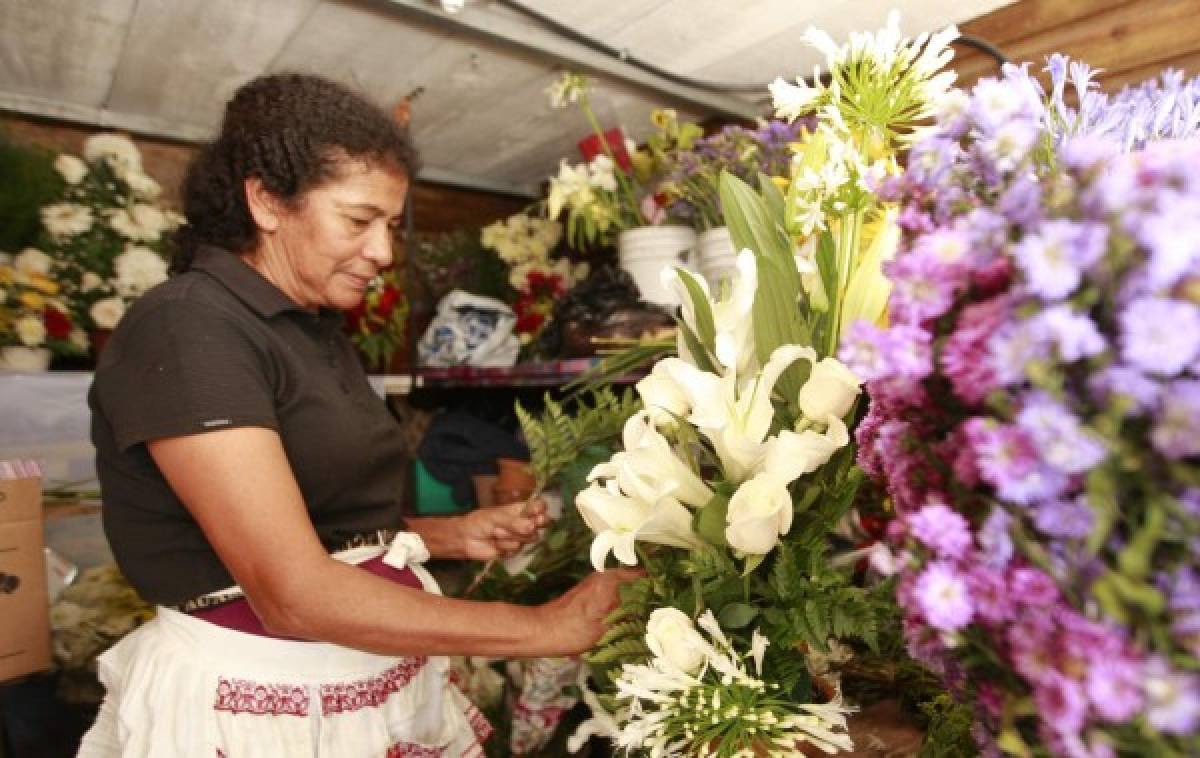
0, 131, 61, 252
564, 337, 675, 396
918, 695, 979, 758
515, 386, 641, 488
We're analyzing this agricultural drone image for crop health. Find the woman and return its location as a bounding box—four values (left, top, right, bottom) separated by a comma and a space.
79, 73, 633, 757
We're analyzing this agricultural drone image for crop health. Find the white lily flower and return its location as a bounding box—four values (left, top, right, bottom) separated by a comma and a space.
665, 250, 757, 377
758, 415, 849, 483
636, 358, 693, 428
725, 472, 793, 555
576, 480, 702, 571
678, 344, 814, 483
612, 411, 714, 508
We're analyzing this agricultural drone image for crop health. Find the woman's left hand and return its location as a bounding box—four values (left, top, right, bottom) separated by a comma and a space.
459, 497, 549, 560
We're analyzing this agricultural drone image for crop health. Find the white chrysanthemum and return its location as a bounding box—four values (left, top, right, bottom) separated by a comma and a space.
113, 246, 168, 298
123, 170, 161, 200
107, 204, 167, 241
89, 297, 125, 330
41, 203, 94, 239
68, 328, 90, 351
83, 133, 142, 176
80, 272, 105, 293
54, 154, 88, 185
14, 248, 52, 276
14, 315, 47, 347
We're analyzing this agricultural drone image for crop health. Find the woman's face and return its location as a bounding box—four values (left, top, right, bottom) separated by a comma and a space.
252, 159, 408, 311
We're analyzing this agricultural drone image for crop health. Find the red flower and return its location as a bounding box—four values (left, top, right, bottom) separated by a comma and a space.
43, 307, 71, 340
516, 311, 545, 334
376, 285, 400, 320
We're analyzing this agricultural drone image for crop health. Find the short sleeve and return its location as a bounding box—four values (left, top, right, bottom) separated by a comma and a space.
94, 298, 279, 452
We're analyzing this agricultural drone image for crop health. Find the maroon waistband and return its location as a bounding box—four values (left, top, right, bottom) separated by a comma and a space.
188, 555, 425, 639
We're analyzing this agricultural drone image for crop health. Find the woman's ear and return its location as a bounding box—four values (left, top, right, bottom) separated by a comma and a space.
244, 177, 282, 233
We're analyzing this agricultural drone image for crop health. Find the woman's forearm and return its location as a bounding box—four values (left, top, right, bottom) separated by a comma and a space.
261, 554, 552, 657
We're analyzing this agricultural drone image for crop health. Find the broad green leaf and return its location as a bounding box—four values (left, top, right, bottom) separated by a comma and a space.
678, 322, 718, 374
694, 492, 730, 546
718, 602, 760, 629
676, 266, 717, 355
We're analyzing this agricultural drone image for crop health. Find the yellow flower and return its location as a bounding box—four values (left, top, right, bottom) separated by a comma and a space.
0, 265, 14, 285
28, 273, 59, 295
19, 291, 45, 310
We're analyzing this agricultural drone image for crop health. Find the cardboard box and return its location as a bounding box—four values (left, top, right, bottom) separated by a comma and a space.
0, 475, 51, 682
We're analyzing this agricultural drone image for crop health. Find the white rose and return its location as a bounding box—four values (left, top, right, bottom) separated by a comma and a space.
725, 473, 793, 555
54, 154, 88, 185
89, 297, 125, 330
797, 357, 862, 421
83, 133, 142, 176
113, 246, 168, 297
40, 203, 94, 239
645, 608, 710, 674
14, 315, 47, 347
14, 248, 52, 276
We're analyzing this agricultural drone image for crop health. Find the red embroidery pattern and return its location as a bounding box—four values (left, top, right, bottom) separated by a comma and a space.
462, 699, 494, 743
513, 699, 567, 731
319, 657, 427, 716
385, 742, 445, 758
213, 677, 310, 716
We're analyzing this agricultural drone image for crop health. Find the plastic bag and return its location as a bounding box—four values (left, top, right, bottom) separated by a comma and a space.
417, 290, 519, 367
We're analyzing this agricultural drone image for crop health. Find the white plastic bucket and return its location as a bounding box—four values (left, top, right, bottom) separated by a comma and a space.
697, 226, 738, 291
617, 225, 698, 307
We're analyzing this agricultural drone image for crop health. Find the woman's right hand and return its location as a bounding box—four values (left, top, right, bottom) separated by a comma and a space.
534, 568, 644, 656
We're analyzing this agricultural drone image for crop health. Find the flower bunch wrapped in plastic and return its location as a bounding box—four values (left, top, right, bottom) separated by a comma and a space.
842, 59, 1200, 757
37, 133, 182, 336
0, 248, 85, 357
609, 609, 853, 757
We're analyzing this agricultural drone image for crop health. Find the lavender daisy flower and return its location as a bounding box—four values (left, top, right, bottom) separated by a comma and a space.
1134, 195, 1200, 290
941, 295, 1010, 404
1029, 304, 1106, 362
1034, 671, 1089, 736
838, 320, 891, 381
1087, 364, 1162, 413
914, 560, 974, 632
988, 321, 1049, 387
1152, 379, 1200, 459
1119, 296, 1200, 376
908, 501, 973, 559
1144, 657, 1200, 735
881, 323, 934, 380
1085, 656, 1144, 722
967, 564, 1017, 624
1010, 565, 1061, 607
982, 118, 1040, 174
964, 418, 1069, 505
997, 173, 1043, 226
886, 251, 962, 324
1013, 219, 1109, 301
977, 506, 1015, 569
1033, 497, 1094, 540
1016, 393, 1108, 475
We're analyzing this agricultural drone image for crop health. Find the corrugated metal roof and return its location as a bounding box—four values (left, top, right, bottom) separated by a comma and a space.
0, 0, 1013, 195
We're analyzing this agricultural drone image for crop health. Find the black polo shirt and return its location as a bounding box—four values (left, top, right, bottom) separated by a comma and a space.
90, 246, 407, 606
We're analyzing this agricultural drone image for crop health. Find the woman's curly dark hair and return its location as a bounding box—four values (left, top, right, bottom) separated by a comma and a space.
172, 72, 418, 272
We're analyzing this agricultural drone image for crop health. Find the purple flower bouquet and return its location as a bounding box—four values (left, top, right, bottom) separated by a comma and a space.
842, 58, 1200, 757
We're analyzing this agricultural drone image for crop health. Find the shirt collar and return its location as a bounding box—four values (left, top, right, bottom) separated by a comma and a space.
191, 245, 322, 321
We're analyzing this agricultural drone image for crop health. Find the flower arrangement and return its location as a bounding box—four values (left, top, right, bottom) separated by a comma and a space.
480, 212, 588, 349
344, 267, 409, 371
842, 58, 1200, 756
550, 15, 961, 756
660, 119, 806, 231
0, 248, 85, 358
545, 73, 697, 250
37, 133, 181, 336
